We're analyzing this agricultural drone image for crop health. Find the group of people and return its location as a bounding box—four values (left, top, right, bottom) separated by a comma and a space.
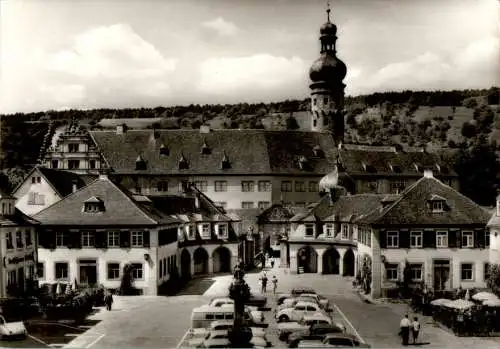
399, 314, 421, 346
259, 271, 278, 294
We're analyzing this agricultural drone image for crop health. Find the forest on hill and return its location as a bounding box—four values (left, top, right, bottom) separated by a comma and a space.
0, 87, 499, 205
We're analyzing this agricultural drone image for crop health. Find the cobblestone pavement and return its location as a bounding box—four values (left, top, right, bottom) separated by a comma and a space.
63, 265, 500, 349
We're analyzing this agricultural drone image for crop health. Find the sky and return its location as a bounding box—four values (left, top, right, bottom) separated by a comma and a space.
0, 0, 498, 113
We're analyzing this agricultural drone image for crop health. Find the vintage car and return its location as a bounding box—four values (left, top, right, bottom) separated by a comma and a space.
213, 293, 267, 308
276, 295, 330, 312
277, 314, 333, 341
191, 329, 271, 348
0, 315, 27, 339
287, 323, 346, 345
277, 288, 326, 304
190, 320, 266, 339
275, 301, 328, 323
208, 297, 259, 312
296, 333, 370, 348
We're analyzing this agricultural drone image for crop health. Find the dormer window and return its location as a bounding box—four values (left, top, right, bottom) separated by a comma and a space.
429, 195, 446, 213
201, 140, 211, 155
298, 156, 310, 171
221, 152, 231, 170
304, 223, 315, 237
362, 162, 376, 173
135, 155, 147, 170
179, 155, 189, 170
83, 197, 105, 213
389, 163, 402, 173
200, 223, 211, 239
159, 144, 169, 156
216, 223, 228, 239
185, 224, 195, 240
313, 146, 324, 158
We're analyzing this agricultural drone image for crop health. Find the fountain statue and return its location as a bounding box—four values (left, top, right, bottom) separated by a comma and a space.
228, 263, 253, 347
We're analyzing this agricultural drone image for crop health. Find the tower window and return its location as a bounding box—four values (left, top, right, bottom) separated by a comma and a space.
313, 120, 317, 127
312, 97, 316, 106
323, 97, 328, 105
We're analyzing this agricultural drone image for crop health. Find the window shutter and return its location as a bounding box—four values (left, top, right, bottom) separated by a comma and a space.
72, 231, 81, 249
455, 230, 462, 248
95, 232, 106, 249
448, 230, 457, 248
423, 231, 436, 248
476, 230, 485, 249
399, 231, 410, 248
143, 231, 150, 248
379, 231, 386, 248
120, 231, 130, 248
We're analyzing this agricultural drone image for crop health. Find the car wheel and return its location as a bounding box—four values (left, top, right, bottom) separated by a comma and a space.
278, 315, 289, 322
278, 333, 288, 341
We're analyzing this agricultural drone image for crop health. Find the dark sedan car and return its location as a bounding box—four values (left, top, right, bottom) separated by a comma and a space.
247, 293, 267, 308
288, 323, 346, 347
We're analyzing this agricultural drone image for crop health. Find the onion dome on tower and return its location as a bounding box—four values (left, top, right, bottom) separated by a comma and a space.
309, 2, 347, 143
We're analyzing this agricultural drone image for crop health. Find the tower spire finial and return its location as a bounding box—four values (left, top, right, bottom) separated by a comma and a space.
326, 0, 331, 22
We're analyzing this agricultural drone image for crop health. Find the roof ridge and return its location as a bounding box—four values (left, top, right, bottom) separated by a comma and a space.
105, 178, 159, 224
33, 176, 101, 218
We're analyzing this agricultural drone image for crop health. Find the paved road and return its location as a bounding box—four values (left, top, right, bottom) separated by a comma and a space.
61, 266, 500, 349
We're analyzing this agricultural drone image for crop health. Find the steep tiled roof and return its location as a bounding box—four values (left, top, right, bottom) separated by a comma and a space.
292, 193, 387, 223
257, 204, 299, 223
89, 129, 338, 175
33, 176, 180, 226
37, 167, 96, 197
357, 176, 491, 226
0, 209, 39, 226
338, 148, 456, 177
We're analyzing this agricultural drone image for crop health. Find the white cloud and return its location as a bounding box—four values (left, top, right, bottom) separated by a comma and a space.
39, 84, 86, 105
202, 17, 240, 37
347, 35, 500, 95
46, 24, 178, 79
197, 54, 309, 99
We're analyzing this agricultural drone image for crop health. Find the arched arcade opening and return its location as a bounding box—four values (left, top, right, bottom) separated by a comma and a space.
323, 247, 340, 275
297, 246, 318, 273
343, 248, 355, 276
180, 249, 191, 279
212, 246, 231, 273
193, 247, 209, 275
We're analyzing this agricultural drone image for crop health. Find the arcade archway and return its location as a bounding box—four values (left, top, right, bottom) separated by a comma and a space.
343, 248, 355, 276
193, 247, 209, 275
212, 246, 231, 273
180, 249, 191, 279
297, 246, 318, 273
323, 247, 340, 274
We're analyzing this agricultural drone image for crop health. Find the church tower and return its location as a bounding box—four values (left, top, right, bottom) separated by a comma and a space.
309, 3, 347, 144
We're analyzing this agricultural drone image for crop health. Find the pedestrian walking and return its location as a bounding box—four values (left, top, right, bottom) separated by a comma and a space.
399, 314, 411, 346
271, 259, 275, 268
272, 275, 278, 294
105, 291, 113, 311
412, 316, 420, 344
260, 272, 268, 293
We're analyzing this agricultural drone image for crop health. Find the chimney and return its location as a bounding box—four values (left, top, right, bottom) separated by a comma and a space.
423, 169, 434, 178
328, 185, 347, 205
200, 125, 211, 134
71, 180, 78, 193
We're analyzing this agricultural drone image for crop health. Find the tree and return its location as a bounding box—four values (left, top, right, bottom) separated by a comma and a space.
461, 122, 477, 139
285, 113, 300, 130
486, 264, 500, 295
462, 98, 478, 109
119, 264, 135, 295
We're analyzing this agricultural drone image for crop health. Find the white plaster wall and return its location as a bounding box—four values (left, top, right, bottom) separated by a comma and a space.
382, 248, 490, 289
489, 227, 500, 264
13, 173, 62, 216
157, 242, 179, 283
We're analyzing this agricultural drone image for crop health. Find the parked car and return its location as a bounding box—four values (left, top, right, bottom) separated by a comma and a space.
0, 315, 27, 339
276, 301, 327, 323
191, 329, 271, 348
277, 288, 325, 304
277, 314, 333, 341
296, 333, 370, 348
288, 323, 346, 345
190, 320, 266, 339
247, 293, 267, 308
276, 295, 329, 312
208, 297, 259, 312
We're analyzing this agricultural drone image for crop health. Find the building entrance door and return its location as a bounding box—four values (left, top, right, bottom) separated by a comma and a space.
17, 267, 25, 293
79, 259, 98, 286
433, 260, 451, 291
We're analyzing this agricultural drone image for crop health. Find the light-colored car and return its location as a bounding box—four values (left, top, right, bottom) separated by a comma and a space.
297, 333, 370, 348
0, 315, 27, 339
275, 301, 327, 323
277, 314, 333, 341
209, 297, 259, 312
191, 329, 270, 348
190, 320, 267, 339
